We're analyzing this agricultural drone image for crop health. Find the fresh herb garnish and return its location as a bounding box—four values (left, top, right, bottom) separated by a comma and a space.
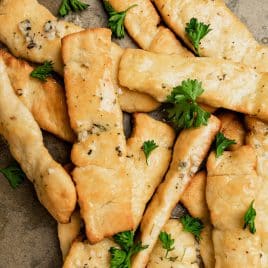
159, 231, 178, 261
215, 132, 236, 158
0, 163, 26, 189
103, 1, 137, 39
30, 61, 54, 82
181, 215, 204, 240
142, 140, 158, 165
185, 18, 212, 56
244, 200, 256, 234
59, 0, 89, 17
110, 230, 148, 267
166, 79, 210, 129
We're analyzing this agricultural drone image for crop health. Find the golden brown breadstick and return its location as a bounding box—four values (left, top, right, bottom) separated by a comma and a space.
132, 116, 220, 267
0, 0, 159, 113
0, 58, 76, 223
0, 49, 75, 142
246, 117, 268, 263
62, 28, 133, 243
206, 147, 263, 267
119, 49, 268, 122
108, 0, 192, 56
152, 0, 268, 72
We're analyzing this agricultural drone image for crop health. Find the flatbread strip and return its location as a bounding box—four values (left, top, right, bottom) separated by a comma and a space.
0, 49, 75, 142
132, 116, 220, 267
181, 171, 215, 268
119, 49, 268, 122
110, 43, 159, 113
0, 59, 76, 223
180, 112, 245, 268
218, 112, 245, 151
58, 210, 82, 260
63, 237, 117, 268
206, 147, 263, 267
127, 113, 175, 227
0, 0, 159, 113
147, 220, 199, 268
62, 28, 133, 243
108, 0, 192, 56
152, 0, 268, 73
60, 113, 174, 261
246, 117, 268, 265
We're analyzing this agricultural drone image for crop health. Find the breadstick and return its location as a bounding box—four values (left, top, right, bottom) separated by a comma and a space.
0, 58, 76, 223
153, 0, 268, 72
132, 116, 220, 267
119, 49, 268, 121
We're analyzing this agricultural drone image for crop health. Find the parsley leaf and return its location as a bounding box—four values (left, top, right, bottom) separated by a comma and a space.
109, 247, 126, 268
166, 79, 210, 129
113, 230, 134, 251
0, 163, 26, 189
109, 230, 148, 267
142, 140, 158, 165
215, 132, 236, 157
59, 0, 89, 17
30, 61, 54, 82
181, 215, 204, 240
103, 1, 137, 39
185, 18, 212, 56
159, 231, 177, 260
244, 200, 256, 234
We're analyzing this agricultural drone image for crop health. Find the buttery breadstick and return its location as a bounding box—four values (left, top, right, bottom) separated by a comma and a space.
152, 0, 268, 72
206, 147, 263, 267
108, 0, 192, 56
60, 113, 175, 261
246, 117, 268, 264
119, 49, 268, 121
147, 220, 199, 267
0, 0, 159, 113
0, 58, 76, 223
181, 171, 215, 268
0, 49, 75, 142
132, 116, 220, 267
62, 28, 134, 243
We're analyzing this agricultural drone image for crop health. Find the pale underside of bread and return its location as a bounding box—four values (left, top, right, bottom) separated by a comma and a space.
0, 0, 159, 113
119, 49, 268, 122
152, 0, 268, 73
0, 58, 76, 223
132, 116, 220, 267
206, 146, 263, 267
0, 49, 75, 142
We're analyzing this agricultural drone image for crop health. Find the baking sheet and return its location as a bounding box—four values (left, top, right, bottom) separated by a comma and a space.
0, 0, 267, 267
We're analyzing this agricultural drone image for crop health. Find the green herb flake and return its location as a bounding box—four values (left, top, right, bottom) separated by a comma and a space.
0, 162, 26, 189
181, 214, 204, 240
166, 79, 210, 129
59, 0, 89, 17
185, 18, 212, 56
142, 140, 158, 165
30, 61, 54, 82
159, 231, 178, 261
244, 200, 256, 234
109, 230, 148, 267
103, 1, 137, 39
215, 132, 236, 157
